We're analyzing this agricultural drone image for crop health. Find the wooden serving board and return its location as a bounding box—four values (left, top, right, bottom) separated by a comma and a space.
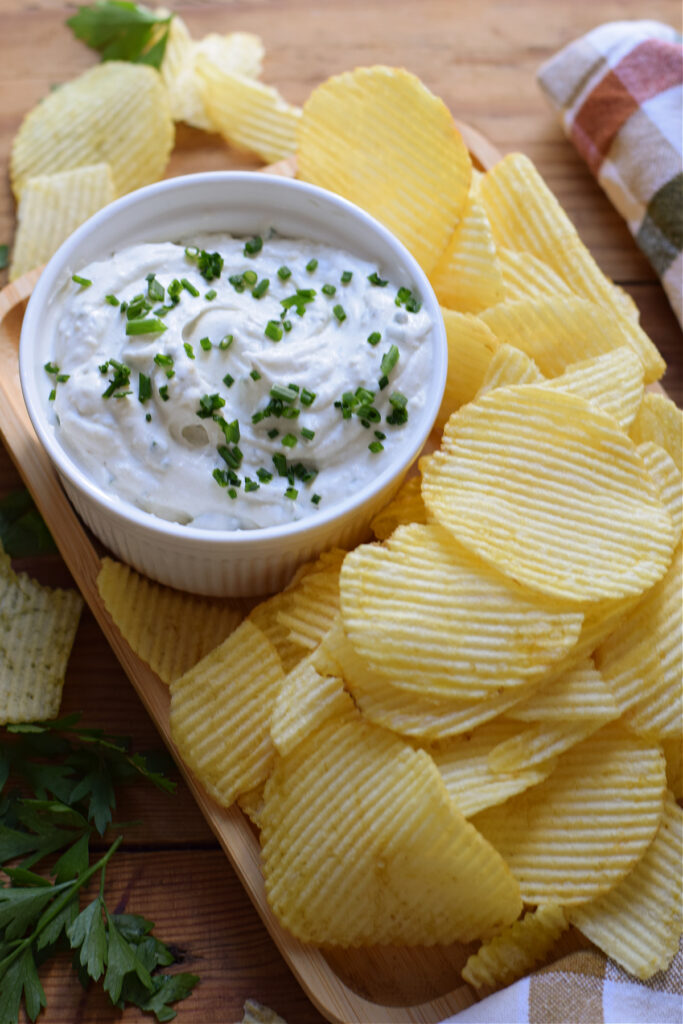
0, 128, 540, 1022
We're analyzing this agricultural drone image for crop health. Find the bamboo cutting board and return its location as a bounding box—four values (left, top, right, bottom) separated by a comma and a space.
0, 128, 505, 1024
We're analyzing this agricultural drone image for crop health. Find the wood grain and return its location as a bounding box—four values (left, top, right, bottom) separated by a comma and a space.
0, 2, 681, 1021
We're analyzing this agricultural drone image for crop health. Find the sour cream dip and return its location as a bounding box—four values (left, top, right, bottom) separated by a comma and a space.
47, 232, 433, 531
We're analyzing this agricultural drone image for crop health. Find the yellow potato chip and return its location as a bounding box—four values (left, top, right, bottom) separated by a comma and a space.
320, 616, 540, 740
10, 62, 173, 200
276, 551, 345, 650
0, 545, 82, 723
297, 66, 471, 274
241, 999, 288, 1024
237, 783, 266, 830
370, 474, 427, 540
422, 384, 675, 603
10, 163, 115, 281
487, 715, 617, 773
270, 655, 348, 756
662, 739, 682, 799
169, 619, 284, 807
261, 704, 522, 945
436, 309, 501, 427
472, 724, 666, 905
478, 153, 664, 382
340, 523, 584, 701
427, 719, 557, 818
498, 247, 575, 302
542, 347, 644, 433
567, 791, 682, 980
97, 557, 243, 684
508, 659, 619, 722
637, 441, 682, 541
247, 589, 307, 673
476, 343, 543, 397
462, 905, 569, 991
595, 544, 681, 738
479, 296, 654, 380
161, 15, 264, 129
630, 391, 683, 472
429, 193, 505, 313
196, 58, 300, 164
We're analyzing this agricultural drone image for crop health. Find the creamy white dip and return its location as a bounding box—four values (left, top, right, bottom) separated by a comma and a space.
48, 233, 433, 530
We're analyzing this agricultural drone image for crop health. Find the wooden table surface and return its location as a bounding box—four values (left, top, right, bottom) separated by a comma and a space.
1, 2, 681, 1022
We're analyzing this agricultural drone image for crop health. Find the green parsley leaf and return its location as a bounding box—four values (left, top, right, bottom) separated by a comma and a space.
0, 490, 56, 558
66, 1, 173, 69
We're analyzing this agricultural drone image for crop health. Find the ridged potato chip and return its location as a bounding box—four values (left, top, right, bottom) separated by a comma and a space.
479, 296, 653, 380
487, 715, 617, 773
320, 616, 540, 741
10, 163, 115, 280
542, 347, 644, 432
498, 247, 575, 303
0, 546, 82, 723
462, 905, 568, 991
508, 659, 619, 722
630, 391, 683, 471
10, 62, 173, 199
169, 619, 284, 807
478, 153, 664, 382
662, 739, 682, 799
636, 442, 682, 541
237, 784, 266, 830
429, 192, 505, 312
472, 725, 666, 905
427, 719, 557, 818
436, 309, 500, 427
297, 66, 471, 274
276, 550, 344, 651
370, 474, 427, 540
567, 791, 682, 979
261, 704, 522, 945
248, 589, 307, 673
340, 523, 584, 701
270, 655, 348, 756
476, 343, 543, 397
595, 544, 681, 739
422, 384, 676, 603
196, 58, 300, 164
97, 557, 243, 684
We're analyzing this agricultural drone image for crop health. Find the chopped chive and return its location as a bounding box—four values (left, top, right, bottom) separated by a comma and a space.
267, 428, 279, 439
218, 444, 243, 469
205, 289, 217, 301
257, 467, 273, 483
120, 302, 128, 314
125, 318, 167, 336
380, 344, 399, 376
44, 361, 60, 375
250, 369, 262, 381
368, 272, 388, 287
244, 235, 263, 257
242, 269, 258, 286
244, 478, 259, 493
228, 487, 238, 499
229, 274, 245, 292
200, 336, 212, 351
213, 468, 228, 488
184, 342, 195, 359
322, 283, 336, 296
282, 319, 292, 333
197, 250, 223, 281
138, 373, 152, 402
378, 374, 389, 390
48, 388, 56, 401
333, 304, 346, 323
369, 440, 384, 453
272, 452, 288, 476
56, 373, 70, 383
146, 273, 165, 302
145, 412, 152, 422
153, 305, 173, 317
389, 390, 407, 409
159, 384, 170, 401
284, 487, 298, 500
252, 278, 269, 299
341, 270, 353, 284
282, 433, 297, 448
216, 417, 240, 443
223, 373, 234, 388
374, 430, 386, 440
72, 274, 92, 287
184, 246, 200, 260
311, 493, 321, 505
277, 265, 292, 280
181, 278, 199, 297
219, 334, 233, 351
168, 279, 182, 304
105, 294, 120, 306
265, 320, 283, 342
196, 393, 225, 418
367, 331, 381, 346
299, 387, 316, 407
270, 383, 298, 403
154, 353, 173, 367
301, 427, 315, 441
305, 258, 318, 272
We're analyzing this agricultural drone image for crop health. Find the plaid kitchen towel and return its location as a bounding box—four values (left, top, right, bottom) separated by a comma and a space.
444, 934, 683, 1024
537, 20, 683, 329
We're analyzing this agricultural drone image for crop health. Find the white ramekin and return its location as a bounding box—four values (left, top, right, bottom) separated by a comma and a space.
20, 173, 447, 596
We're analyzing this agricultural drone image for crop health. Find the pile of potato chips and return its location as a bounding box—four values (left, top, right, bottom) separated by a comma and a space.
8, 43, 682, 993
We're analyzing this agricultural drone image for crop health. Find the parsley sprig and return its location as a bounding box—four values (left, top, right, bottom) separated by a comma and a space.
0, 714, 198, 1023
66, 1, 173, 69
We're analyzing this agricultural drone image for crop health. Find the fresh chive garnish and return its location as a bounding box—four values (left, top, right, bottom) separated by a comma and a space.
198, 251, 223, 281
301, 427, 315, 440
256, 468, 273, 483
242, 269, 258, 286
56, 373, 70, 383
216, 417, 240, 443
213, 467, 228, 488
300, 387, 316, 407
145, 412, 152, 422
48, 388, 56, 401
44, 361, 60, 375
244, 235, 263, 257
196, 393, 225, 419
369, 440, 384, 453
272, 452, 288, 476
101, 360, 131, 398
138, 373, 152, 402
378, 374, 389, 390
268, 428, 279, 439
205, 289, 217, 301
277, 265, 292, 280
341, 270, 353, 284
282, 433, 297, 448
181, 278, 199, 297
270, 383, 298, 403
184, 342, 195, 359
72, 274, 92, 287
367, 331, 381, 346
125, 318, 167, 336
311, 493, 321, 505
159, 384, 170, 401
200, 336, 212, 351
229, 273, 245, 292
250, 369, 262, 381
223, 373, 234, 388
252, 278, 269, 299
305, 258, 318, 272
368, 272, 388, 287
244, 478, 259, 492
219, 334, 233, 350
265, 320, 283, 341
105, 294, 120, 306
154, 353, 173, 367
168, 279, 182, 304
146, 273, 165, 302
380, 344, 399, 376
284, 487, 298, 500
218, 444, 243, 469
322, 283, 336, 296
228, 487, 238, 499
282, 319, 292, 332
333, 304, 346, 323
374, 430, 386, 440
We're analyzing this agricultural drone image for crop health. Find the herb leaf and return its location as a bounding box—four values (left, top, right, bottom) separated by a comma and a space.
0, 246, 8, 271
66, 0, 173, 68
0, 490, 56, 558
68, 897, 107, 981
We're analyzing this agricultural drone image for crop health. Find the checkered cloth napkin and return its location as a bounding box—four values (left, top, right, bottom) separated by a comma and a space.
536, 20, 683, 329
443, 934, 683, 1024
